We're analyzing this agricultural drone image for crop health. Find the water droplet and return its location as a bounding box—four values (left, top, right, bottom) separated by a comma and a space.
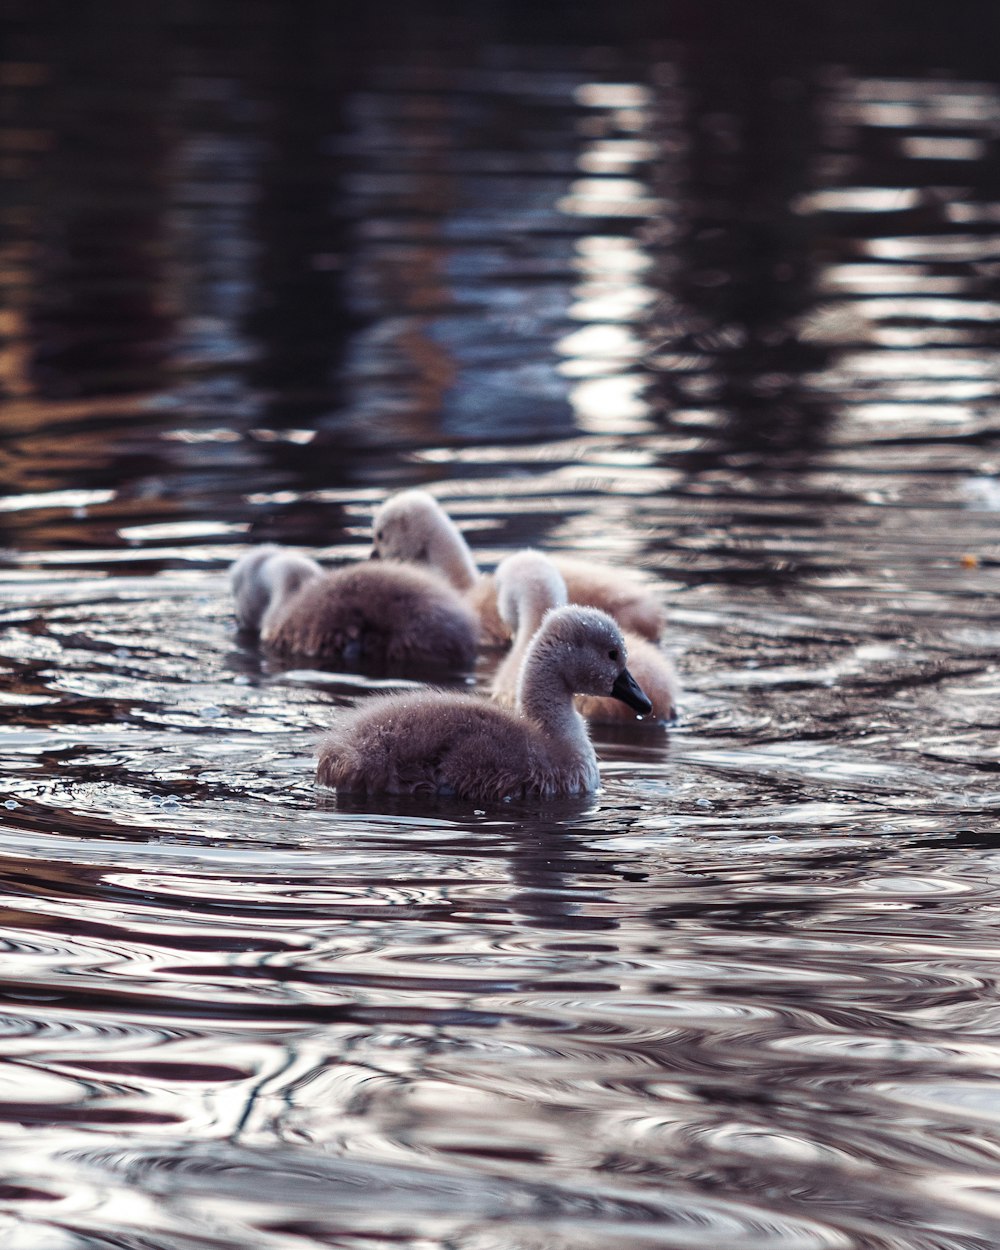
3, 799, 20, 810
199, 705, 222, 719
695, 797, 713, 808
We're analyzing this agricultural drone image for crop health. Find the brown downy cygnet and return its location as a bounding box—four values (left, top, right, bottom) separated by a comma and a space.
492, 549, 679, 724
316, 605, 652, 800
371, 489, 665, 646
230, 544, 478, 671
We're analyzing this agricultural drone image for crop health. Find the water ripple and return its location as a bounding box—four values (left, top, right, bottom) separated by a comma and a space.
0, 13, 998, 1250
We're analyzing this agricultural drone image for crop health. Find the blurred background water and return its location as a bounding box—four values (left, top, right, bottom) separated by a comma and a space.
0, 1, 999, 1247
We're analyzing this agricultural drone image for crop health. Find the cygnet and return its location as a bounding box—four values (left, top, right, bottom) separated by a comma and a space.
371, 489, 665, 645
491, 549, 679, 724
316, 605, 652, 800
231, 545, 323, 633
230, 544, 478, 671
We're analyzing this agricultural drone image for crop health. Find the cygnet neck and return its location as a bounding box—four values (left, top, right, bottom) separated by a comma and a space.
266, 563, 295, 606
517, 632, 594, 768
258, 552, 320, 633
429, 511, 480, 593
503, 569, 565, 691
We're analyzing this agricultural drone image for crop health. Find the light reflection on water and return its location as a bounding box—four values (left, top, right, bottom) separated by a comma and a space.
1, 4, 1000, 1248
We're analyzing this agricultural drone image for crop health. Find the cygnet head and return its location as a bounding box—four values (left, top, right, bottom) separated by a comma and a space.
371, 490, 478, 591
495, 549, 568, 635
524, 605, 652, 715
230, 545, 322, 632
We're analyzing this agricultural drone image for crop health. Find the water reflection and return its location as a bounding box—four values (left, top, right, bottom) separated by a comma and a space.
14, 14, 171, 400
4, 19, 1000, 512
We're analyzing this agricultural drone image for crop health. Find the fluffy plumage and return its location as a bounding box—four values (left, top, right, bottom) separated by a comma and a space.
316, 605, 652, 800
371, 489, 665, 645
230, 545, 478, 670
230, 545, 322, 633
492, 549, 679, 724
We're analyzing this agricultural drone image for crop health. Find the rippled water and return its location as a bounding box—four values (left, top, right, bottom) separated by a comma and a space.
1, 4, 999, 1248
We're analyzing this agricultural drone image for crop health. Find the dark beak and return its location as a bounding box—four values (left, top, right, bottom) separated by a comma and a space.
368, 548, 380, 560
610, 667, 653, 716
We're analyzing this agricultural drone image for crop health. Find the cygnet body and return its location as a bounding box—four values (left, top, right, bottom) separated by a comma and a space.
230, 544, 478, 670
492, 549, 679, 724
316, 605, 652, 800
371, 489, 665, 645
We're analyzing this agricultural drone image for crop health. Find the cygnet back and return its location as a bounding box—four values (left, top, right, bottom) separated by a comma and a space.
548, 555, 666, 643
265, 561, 479, 671
229, 545, 478, 672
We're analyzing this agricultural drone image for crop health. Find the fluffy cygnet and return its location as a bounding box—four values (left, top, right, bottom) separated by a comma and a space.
231, 545, 322, 633
230, 544, 478, 670
316, 605, 652, 800
492, 549, 679, 724
371, 489, 665, 645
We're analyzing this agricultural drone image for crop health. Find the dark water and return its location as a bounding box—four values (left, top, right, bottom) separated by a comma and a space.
1, 3, 999, 1247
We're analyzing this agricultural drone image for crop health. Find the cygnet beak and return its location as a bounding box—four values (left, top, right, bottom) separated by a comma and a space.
368, 548, 380, 560
610, 667, 653, 716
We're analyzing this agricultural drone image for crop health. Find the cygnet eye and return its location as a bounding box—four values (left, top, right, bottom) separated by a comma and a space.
608, 648, 619, 661
375, 529, 384, 544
